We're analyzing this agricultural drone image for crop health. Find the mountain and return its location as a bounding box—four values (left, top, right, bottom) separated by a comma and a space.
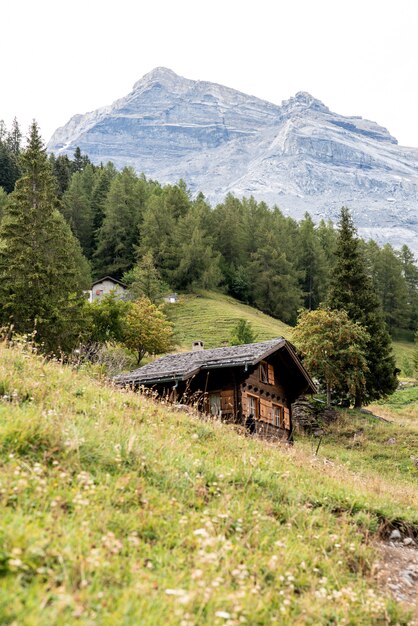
48, 67, 418, 256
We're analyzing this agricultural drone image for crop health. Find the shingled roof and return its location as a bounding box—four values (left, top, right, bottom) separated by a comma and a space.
115, 338, 288, 386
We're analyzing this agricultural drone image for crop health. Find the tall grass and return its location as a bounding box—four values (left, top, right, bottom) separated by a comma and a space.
0, 341, 415, 625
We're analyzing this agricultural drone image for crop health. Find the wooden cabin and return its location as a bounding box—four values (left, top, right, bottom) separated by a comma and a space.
115, 338, 316, 442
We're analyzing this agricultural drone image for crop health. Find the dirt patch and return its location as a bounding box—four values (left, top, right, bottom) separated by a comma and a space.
374, 540, 418, 623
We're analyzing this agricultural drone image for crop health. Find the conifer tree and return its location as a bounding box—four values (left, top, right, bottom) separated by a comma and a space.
93, 168, 144, 278
123, 252, 169, 303
230, 319, 257, 346
90, 163, 115, 235
0, 122, 90, 353
298, 213, 328, 310
6, 117, 22, 156
398, 245, 418, 331
0, 119, 21, 193
49, 153, 73, 197
249, 229, 302, 323
62, 171, 93, 258
327, 207, 397, 405
170, 196, 221, 290
72, 147, 91, 173
0, 187, 8, 223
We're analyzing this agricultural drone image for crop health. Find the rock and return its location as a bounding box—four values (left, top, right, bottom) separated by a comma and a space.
386, 437, 396, 445
47, 68, 418, 257
389, 529, 402, 541
403, 537, 414, 546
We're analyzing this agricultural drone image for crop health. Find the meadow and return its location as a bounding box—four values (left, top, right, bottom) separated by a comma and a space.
0, 340, 416, 625
167, 291, 416, 377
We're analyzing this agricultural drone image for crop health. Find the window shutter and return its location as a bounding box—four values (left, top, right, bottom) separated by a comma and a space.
268, 364, 275, 385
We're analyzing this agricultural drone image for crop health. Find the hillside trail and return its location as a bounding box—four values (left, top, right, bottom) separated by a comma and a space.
374, 540, 418, 623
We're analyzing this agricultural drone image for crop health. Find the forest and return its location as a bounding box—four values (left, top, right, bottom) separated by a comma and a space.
1, 118, 417, 337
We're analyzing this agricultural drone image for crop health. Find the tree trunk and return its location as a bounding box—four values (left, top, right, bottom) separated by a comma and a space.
326, 384, 332, 408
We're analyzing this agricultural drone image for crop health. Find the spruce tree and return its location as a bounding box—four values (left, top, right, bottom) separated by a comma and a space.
93, 168, 144, 278
297, 213, 328, 310
62, 171, 93, 258
327, 207, 397, 405
122, 252, 169, 303
0, 186, 8, 223
0, 122, 90, 353
170, 196, 221, 290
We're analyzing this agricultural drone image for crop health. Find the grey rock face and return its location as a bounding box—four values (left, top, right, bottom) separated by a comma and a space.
48, 67, 418, 256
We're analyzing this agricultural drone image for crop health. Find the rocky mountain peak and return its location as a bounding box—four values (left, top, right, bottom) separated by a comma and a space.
47, 68, 418, 256
280, 91, 330, 114
133, 66, 181, 89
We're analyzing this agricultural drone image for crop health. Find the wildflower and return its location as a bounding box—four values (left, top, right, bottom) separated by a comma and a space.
215, 611, 231, 619
165, 589, 187, 596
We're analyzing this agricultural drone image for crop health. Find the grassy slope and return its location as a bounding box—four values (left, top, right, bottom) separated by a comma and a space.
166, 291, 416, 375
166, 291, 291, 350
299, 391, 418, 487
0, 342, 417, 625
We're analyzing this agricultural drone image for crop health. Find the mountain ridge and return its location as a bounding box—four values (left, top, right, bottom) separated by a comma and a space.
48, 68, 418, 256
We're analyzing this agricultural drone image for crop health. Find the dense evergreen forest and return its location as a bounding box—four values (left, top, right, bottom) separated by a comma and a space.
1, 120, 417, 339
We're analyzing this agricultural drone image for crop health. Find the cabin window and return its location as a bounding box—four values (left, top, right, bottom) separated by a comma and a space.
209, 393, 221, 417
272, 404, 284, 428
260, 362, 269, 384
248, 394, 259, 419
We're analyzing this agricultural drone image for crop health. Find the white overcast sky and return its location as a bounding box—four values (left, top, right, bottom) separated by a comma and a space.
3, 0, 418, 146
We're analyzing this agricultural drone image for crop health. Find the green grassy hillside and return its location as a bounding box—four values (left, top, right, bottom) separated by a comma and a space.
300, 389, 418, 486
166, 291, 292, 350
0, 341, 416, 625
166, 291, 416, 376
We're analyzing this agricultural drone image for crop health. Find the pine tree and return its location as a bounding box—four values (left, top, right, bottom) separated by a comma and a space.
297, 213, 328, 310
0, 122, 90, 353
49, 154, 73, 197
90, 163, 115, 235
93, 168, 144, 278
0, 119, 21, 193
249, 229, 302, 323
122, 252, 169, 303
6, 117, 22, 156
398, 245, 418, 332
230, 319, 257, 346
72, 147, 91, 173
62, 171, 94, 258
413, 331, 418, 376
170, 196, 221, 290
327, 207, 397, 405
0, 186, 9, 223
366, 243, 409, 333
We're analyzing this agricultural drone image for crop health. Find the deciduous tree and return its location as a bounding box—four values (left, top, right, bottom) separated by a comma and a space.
293, 308, 369, 407
122, 297, 173, 364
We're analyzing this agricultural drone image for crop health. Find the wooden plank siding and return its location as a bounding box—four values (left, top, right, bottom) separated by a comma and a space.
241, 361, 291, 440
220, 389, 235, 420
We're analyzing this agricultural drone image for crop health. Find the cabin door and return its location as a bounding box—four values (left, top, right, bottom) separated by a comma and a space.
209, 393, 221, 417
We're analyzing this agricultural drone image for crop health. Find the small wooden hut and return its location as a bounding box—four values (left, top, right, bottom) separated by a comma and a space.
115, 338, 316, 441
